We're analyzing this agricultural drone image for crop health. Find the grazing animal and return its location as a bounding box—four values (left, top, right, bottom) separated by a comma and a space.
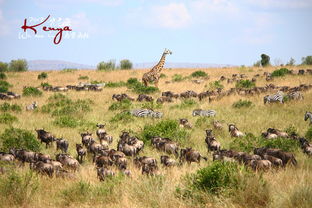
264, 91, 284, 104
0, 152, 15, 162
94, 155, 113, 168
142, 163, 159, 176
56, 154, 80, 171
228, 124, 245, 137
130, 109, 153, 117
304, 112, 312, 125
179, 118, 192, 129
212, 120, 223, 129
55, 138, 69, 153
156, 96, 173, 104
180, 90, 198, 99
76, 144, 87, 163
192, 109, 216, 117
160, 155, 176, 167
262, 154, 283, 167
112, 93, 134, 102
10, 149, 36, 164
250, 159, 272, 171
35, 129, 55, 148
205, 130, 221, 152
97, 167, 115, 181
81, 132, 93, 147
134, 156, 157, 169
287, 91, 304, 100
137, 94, 153, 102
142, 49, 172, 87
96, 124, 106, 139
254, 147, 297, 166
26, 101, 38, 111
34, 152, 51, 163
162, 91, 179, 98
180, 148, 207, 164
30, 161, 54, 177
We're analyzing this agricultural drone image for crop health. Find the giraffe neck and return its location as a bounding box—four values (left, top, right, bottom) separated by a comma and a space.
153, 53, 167, 73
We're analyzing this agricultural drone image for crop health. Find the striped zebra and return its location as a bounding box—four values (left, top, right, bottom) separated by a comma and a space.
149, 111, 163, 118
287, 91, 304, 100
305, 112, 312, 125
26, 101, 38, 111
263, 91, 284, 104
192, 109, 216, 117
130, 109, 153, 117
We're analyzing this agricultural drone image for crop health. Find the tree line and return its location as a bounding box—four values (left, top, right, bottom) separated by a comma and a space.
0, 59, 28, 72
253, 55, 312, 67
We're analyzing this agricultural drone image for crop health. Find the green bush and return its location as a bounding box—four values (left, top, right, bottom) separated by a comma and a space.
110, 111, 134, 123
9, 59, 28, 72
305, 127, 312, 141
108, 99, 132, 111
159, 73, 167, 78
0, 80, 12, 93
172, 74, 185, 82
22, 87, 43, 97
0, 103, 22, 113
262, 138, 299, 152
0, 113, 18, 125
41, 82, 52, 88
0, 171, 39, 207
97, 60, 116, 71
120, 59, 133, 70
271, 68, 290, 77
209, 81, 224, 90
105, 81, 126, 88
0, 72, 7, 80
126, 78, 158, 94
232, 99, 253, 108
0, 128, 41, 152
90, 80, 105, 85
235, 80, 255, 89
285, 125, 298, 136
0, 62, 8, 72
191, 71, 208, 78
171, 99, 197, 109
54, 115, 80, 128
37, 72, 48, 80
140, 119, 189, 144
62, 68, 77, 72
78, 75, 89, 80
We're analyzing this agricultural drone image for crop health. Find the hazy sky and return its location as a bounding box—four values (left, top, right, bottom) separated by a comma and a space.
0, 0, 311, 66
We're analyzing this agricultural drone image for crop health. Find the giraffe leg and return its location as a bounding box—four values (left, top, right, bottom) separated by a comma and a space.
142, 78, 148, 86
154, 79, 159, 88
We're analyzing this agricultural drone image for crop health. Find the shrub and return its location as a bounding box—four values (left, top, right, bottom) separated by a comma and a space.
0, 171, 39, 207
0, 128, 41, 152
172, 74, 185, 82
262, 138, 299, 152
209, 81, 224, 90
54, 115, 80, 128
0, 62, 8, 72
0, 72, 7, 80
271, 68, 291, 77
105, 81, 126, 88
110, 111, 134, 123
97, 60, 116, 71
62, 68, 77, 72
9, 59, 28, 72
305, 127, 312, 141
41, 82, 52, 88
78, 75, 89, 80
171, 99, 197, 109
22, 87, 43, 97
0, 103, 22, 113
232, 99, 253, 108
0, 113, 18, 125
285, 125, 298, 136
108, 99, 132, 111
126, 78, 158, 94
37, 72, 48, 80
191, 70, 208, 78
235, 80, 255, 89
120, 59, 133, 70
90, 80, 105, 85
140, 119, 189, 144
159, 73, 167, 78
0, 80, 12, 93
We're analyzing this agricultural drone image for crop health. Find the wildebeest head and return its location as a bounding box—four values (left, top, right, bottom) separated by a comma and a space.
96, 124, 105, 128
228, 124, 236, 132
205, 129, 213, 137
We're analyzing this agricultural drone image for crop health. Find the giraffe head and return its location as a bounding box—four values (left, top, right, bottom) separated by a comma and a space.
164, 48, 172, 55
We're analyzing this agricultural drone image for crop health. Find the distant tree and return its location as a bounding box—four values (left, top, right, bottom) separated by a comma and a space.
120, 59, 133, 70
301, 56, 312, 65
0, 62, 8, 72
260, 54, 270, 67
274, 58, 283, 66
253, 60, 261, 67
286, 57, 296, 66
9, 59, 28, 72
97, 60, 116, 71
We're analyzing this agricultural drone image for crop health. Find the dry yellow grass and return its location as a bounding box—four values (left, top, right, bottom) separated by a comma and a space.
0, 66, 312, 208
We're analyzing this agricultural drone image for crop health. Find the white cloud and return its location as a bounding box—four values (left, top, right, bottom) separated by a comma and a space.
246, 0, 312, 9
148, 3, 192, 29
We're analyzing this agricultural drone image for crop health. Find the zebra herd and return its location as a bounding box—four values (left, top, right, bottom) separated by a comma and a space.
264, 91, 303, 104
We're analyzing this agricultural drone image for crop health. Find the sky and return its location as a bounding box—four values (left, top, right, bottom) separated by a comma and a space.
0, 0, 311, 66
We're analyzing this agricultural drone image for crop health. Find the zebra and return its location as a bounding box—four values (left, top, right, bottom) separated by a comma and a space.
149, 111, 163, 118
287, 91, 304, 100
130, 109, 153, 117
192, 109, 216, 117
263, 91, 284, 104
305, 112, 312, 125
26, 101, 38, 111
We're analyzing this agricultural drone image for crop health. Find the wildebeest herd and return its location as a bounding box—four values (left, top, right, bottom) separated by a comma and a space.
0, 69, 312, 182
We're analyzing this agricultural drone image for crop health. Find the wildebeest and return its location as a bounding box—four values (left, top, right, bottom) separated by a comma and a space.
254, 147, 297, 166
10, 148, 36, 164
160, 155, 176, 167
94, 155, 113, 168
26, 101, 38, 111
97, 167, 115, 181
56, 153, 80, 171
156, 96, 173, 104
76, 144, 87, 163
228, 124, 245, 137
262, 154, 283, 167
30, 161, 54, 177
35, 129, 55, 148
179, 118, 192, 129
80, 132, 93, 147
205, 130, 221, 152
0, 152, 15, 162
250, 159, 272, 171
134, 156, 157, 169
34, 152, 51, 163
137, 94, 154, 102
55, 138, 69, 153
162, 91, 179, 98
212, 120, 223, 129
180, 147, 207, 164
112, 93, 134, 102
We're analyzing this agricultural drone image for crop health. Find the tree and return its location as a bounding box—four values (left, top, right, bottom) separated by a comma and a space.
301, 56, 312, 65
253, 60, 261, 67
120, 59, 133, 70
9, 59, 28, 72
97, 60, 116, 71
0, 62, 8, 72
260, 54, 270, 67
286, 57, 296, 66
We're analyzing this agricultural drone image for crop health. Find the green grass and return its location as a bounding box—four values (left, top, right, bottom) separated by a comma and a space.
0, 113, 18, 125
78, 75, 89, 80
105, 81, 127, 88
0, 102, 22, 113
0, 80, 12, 93
209, 80, 224, 90
235, 80, 255, 89
232, 99, 253, 108
170, 99, 197, 109
191, 70, 208, 78
22, 87, 43, 97
108, 99, 132, 111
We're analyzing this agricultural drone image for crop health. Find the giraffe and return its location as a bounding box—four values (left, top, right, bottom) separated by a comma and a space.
142, 48, 172, 87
